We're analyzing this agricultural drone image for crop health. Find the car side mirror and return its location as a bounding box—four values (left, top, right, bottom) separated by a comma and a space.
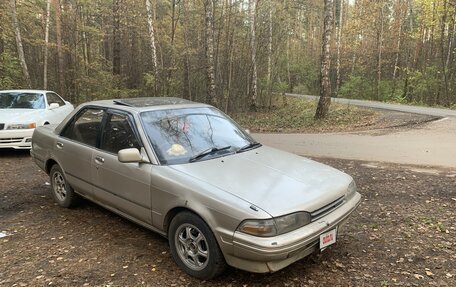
118, 148, 145, 163
49, 103, 60, 110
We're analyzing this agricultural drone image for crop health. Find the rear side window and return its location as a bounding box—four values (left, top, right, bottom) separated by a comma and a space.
100, 113, 140, 154
61, 108, 105, 147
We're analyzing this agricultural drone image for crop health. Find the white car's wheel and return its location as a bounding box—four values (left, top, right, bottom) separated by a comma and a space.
169, 211, 226, 279
50, 164, 80, 208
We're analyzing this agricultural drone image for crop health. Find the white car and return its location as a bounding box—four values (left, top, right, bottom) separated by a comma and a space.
0, 90, 74, 149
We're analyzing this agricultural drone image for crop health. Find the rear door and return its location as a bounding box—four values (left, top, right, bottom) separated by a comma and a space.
91, 110, 152, 223
56, 107, 105, 196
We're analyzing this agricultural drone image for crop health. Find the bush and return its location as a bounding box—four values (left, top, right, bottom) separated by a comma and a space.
338, 75, 374, 99
407, 66, 440, 104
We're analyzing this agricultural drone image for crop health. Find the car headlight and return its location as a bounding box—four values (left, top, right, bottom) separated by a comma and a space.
237, 212, 311, 237
346, 180, 357, 199
6, 123, 36, 130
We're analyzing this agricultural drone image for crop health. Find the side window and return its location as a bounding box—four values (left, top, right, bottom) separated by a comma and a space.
46, 93, 65, 107
61, 108, 105, 147
100, 113, 141, 154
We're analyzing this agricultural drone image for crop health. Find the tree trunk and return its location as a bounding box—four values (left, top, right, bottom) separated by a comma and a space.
10, 0, 32, 88
165, 0, 177, 96
112, 0, 121, 75
182, 0, 191, 100
315, 0, 333, 120
145, 0, 158, 96
249, 0, 257, 111
267, 0, 273, 109
439, 0, 449, 106
53, 0, 65, 95
376, 1, 384, 101
80, 6, 89, 76
43, 0, 51, 89
204, 0, 217, 107
335, 0, 343, 97
391, 0, 403, 98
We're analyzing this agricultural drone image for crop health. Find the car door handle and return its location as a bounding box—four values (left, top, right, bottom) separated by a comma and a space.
94, 156, 105, 164
56, 142, 63, 149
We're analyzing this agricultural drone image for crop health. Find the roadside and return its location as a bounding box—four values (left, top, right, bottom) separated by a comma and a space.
254, 116, 456, 169
286, 93, 456, 118
232, 96, 439, 134
0, 153, 454, 286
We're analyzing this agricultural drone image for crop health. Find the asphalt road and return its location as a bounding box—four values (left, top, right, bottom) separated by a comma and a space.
286, 93, 456, 118
254, 116, 456, 169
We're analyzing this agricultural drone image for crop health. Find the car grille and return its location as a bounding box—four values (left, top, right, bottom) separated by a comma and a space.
0, 123, 4, 130
0, 137, 24, 144
310, 196, 345, 221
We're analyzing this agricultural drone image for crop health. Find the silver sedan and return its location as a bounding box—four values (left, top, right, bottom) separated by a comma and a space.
31, 97, 361, 279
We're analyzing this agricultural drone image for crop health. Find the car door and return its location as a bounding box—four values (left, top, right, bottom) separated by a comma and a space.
91, 110, 152, 224
56, 107, 105, 197
45, 92, 73, 123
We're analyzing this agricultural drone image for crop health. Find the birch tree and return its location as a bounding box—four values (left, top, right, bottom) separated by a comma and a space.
53, 0, 64, 95
10, 0, 31, 88
145, 0, 158, 95
315, 0, 333, 119
249, 0, 257, 111
204, 0, 217, 107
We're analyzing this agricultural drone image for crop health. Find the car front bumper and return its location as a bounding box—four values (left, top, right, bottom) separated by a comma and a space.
224, 192, 362, 273
0, 129, 34, 149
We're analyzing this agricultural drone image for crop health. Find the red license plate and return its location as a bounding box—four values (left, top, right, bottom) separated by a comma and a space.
319, 228, 337, 250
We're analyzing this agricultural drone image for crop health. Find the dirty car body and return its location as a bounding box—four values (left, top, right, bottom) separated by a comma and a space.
31, 97, 361, 279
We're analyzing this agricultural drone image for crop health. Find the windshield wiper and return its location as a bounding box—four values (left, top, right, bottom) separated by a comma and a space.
236, 142, 262, 153
189, 145, 232, 162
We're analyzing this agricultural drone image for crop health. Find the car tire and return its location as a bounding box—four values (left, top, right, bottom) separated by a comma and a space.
169, 211, 227, 279
49, 164, 80, 208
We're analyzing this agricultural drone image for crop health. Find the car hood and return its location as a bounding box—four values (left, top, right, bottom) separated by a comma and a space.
0, 109, 44, 123
170, 146, 352, 217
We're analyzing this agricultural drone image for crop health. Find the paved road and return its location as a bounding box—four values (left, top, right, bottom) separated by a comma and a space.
254, 117, 456, 169
286, 93, 456, 118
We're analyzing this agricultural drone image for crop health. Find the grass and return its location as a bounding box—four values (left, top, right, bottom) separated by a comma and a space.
231, 96, 379, 133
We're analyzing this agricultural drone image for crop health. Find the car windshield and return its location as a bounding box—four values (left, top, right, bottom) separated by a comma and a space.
0, 92, 45, 109
140, 107, 259, 165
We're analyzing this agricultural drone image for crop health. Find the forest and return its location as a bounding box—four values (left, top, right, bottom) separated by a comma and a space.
1, 0, 455, 113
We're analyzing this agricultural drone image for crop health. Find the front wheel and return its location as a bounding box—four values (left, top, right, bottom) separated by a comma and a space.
168, 211, 227, 279
49, 164, 80, 208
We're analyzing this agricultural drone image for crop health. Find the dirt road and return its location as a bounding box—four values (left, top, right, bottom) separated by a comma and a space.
1, 151, 454, 286
254, 117, 456, 169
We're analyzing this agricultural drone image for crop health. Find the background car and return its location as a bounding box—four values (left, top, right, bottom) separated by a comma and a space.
31, 97, 361, 279
0, 90, 74, 149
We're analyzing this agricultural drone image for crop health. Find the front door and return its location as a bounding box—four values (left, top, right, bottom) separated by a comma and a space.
91, 111, 152, 224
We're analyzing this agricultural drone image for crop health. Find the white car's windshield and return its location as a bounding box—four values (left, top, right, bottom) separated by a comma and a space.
140, 107, 259, 165
0, 92, 45, 109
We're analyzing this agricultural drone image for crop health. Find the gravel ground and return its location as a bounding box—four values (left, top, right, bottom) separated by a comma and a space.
0, 151, 455, 287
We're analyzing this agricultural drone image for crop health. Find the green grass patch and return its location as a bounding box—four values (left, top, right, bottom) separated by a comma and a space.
231, 96, 378, 133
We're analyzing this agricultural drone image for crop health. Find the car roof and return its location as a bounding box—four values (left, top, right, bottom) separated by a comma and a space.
83, 97, 211, 112
0, 89, 55, 94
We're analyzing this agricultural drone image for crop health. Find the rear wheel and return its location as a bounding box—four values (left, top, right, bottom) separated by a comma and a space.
50, 164, 80, 208
169, 211, 227, 279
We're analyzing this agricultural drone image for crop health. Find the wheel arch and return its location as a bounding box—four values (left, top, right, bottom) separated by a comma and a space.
163, 206, 201, 236
45, 158, 59, 174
